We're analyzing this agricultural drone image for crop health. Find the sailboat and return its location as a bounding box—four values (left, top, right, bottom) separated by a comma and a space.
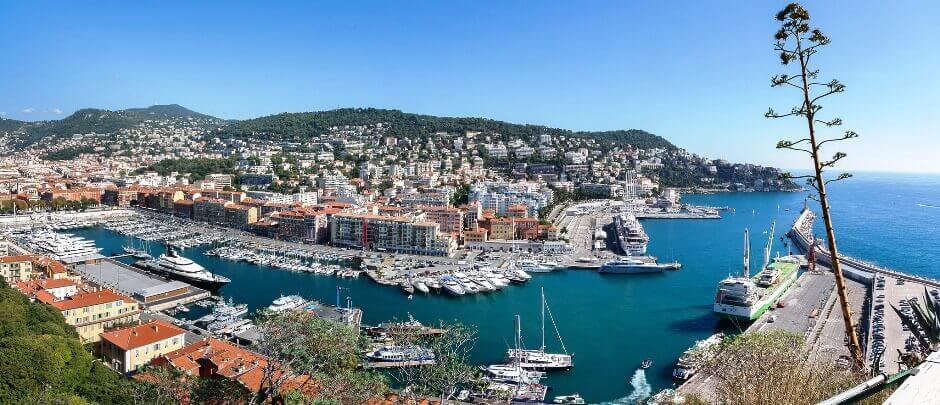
505, 287, 573, 370
486, 315, 549, 403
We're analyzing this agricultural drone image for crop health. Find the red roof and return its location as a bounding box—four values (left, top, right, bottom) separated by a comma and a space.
49, 289, 136, 311
0, 255, 33, 263
100, 320, 186, 351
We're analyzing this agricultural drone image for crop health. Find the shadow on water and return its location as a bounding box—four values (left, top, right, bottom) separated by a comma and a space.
666, 311, 722, 334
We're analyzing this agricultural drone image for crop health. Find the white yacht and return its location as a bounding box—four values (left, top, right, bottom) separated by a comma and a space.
366, 345, 435, 363
268, 295, 307, 312
136, 248, 230, 290
441, 276, 465, 296
598, 257, 678, 274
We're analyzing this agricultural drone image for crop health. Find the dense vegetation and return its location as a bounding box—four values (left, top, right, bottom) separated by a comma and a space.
219, 108, 677, 150
0, 279, 133, 403
41, 145, 97, 161
11, 105, 222, 147
136, 157, 236, 180
0, 117, 25, 133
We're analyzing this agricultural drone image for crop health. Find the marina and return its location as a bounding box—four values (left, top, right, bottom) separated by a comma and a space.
3, 175, 937, 402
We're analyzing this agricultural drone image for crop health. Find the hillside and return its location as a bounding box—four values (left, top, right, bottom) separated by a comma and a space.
219, 108, 677, 150
122, 103, 221, 121
11, 105, 222, 147
0, 118, 25, 133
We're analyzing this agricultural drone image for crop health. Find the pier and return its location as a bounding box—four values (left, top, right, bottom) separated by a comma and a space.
72, 258, 210, 311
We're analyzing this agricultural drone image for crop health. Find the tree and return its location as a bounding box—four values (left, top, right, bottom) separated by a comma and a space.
765, 2, 863, 368
252, 310, 385, 403
390, 322, 480, 403
131, 365, 195, 405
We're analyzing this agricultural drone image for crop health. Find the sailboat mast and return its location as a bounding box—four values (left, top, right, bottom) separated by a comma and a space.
743, 229, 751, 278
763, 221, 776, 269
540, 287, 546, 352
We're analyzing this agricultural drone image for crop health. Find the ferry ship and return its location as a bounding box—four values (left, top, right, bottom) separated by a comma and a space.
612, 212, 649, 256
713, 222, 800, 321
136, 247, 230, 290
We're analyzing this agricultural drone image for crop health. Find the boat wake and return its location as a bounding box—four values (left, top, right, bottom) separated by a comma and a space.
600, 369, 652, 404
917, 203, 940, 209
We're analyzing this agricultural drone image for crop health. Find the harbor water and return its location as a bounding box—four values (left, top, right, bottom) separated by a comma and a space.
71, 172, 940, 403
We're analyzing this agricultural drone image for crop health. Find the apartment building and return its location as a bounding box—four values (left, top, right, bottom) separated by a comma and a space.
330, 212, 455, 256
35, 289, 141, 343
0, 255, 34, 283
99, 320, 186, 374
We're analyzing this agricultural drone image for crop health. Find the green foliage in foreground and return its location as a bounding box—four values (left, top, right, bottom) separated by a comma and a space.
697, 330, 891, 405
0, 279, 133, 404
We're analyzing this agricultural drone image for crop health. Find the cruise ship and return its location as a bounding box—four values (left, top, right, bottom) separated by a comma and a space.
135, 248, 230, 290
612, 212, 648, 256
713, 223, 800, 321
598, 256, 680, 274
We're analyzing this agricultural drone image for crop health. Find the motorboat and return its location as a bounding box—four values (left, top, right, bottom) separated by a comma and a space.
553, 394, 586, 404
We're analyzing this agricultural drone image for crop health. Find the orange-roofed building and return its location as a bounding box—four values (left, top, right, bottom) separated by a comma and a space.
0, 254, 35, 283
32, 255, 69, 279
100, 320, 187, 374
151, 337, 272, 394
14, 278, 78, 300
38, 289, 141, 343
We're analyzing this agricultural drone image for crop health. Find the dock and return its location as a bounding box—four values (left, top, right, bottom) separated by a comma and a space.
72, 258, 210, 311
677, 207, 940, 401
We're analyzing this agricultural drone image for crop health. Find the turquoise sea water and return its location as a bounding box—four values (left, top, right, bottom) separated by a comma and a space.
71, 172, 940, 403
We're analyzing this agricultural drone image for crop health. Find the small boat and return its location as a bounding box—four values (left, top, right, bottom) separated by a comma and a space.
553, 394, 586, 404
413, 280, 430, 294
641, 358, 652, 369
400, 281, 415, 295
175, 304, 189, 313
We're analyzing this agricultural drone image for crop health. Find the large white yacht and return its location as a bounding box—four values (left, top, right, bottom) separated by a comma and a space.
136, 248, 230, 290
598, 256, 679, 274
17, 229, 102, 261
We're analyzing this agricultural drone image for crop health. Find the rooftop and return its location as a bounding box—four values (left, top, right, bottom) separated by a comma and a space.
100, 319, 186, 351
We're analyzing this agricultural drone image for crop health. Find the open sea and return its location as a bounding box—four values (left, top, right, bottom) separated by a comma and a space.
71, 172, 940, 403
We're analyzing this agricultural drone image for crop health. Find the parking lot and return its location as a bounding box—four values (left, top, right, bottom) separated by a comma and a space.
869, 273, 939, 373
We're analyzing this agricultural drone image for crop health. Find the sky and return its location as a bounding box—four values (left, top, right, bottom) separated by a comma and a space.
1, 1, 937, 173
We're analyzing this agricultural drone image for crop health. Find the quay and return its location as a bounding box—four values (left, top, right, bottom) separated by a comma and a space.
72, 258, 210, 311
679, 207, 940, 401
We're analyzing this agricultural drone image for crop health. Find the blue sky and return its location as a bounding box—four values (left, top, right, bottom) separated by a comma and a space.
1, 1, 937, 173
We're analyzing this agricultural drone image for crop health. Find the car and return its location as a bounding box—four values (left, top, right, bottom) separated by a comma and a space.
768, 315, 777, 323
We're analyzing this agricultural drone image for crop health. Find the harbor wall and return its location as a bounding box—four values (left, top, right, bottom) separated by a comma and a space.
787, 209, 940, 287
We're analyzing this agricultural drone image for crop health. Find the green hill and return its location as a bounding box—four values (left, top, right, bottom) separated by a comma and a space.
219, 108, 677, 150
123, 103, 221, 121
0, 118, 26, 133
13, 105, 222, 147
